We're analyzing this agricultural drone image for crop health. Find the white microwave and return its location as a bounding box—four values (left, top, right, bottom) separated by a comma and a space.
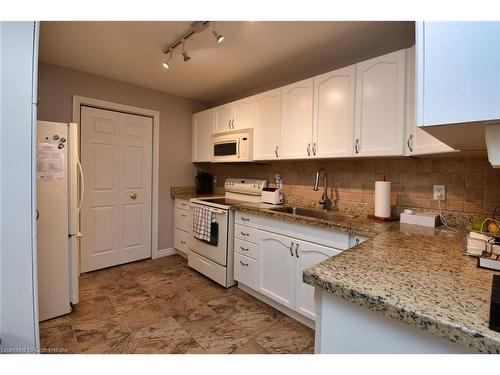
211, 128, 253, 163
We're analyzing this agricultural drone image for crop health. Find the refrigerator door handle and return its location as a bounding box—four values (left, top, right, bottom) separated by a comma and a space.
76, 158, 85, 212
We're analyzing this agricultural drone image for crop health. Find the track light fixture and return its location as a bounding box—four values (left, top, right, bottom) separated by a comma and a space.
162, 51, 173, 69
161, 21, 224, 69
181, 41, 191, 62
212, 22, 224, 43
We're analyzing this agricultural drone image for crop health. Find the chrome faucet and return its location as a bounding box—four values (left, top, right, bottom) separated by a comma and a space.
313, 168, 333, 211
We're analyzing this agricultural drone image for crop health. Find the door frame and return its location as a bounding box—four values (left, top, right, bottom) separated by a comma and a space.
72, 96, 161, 259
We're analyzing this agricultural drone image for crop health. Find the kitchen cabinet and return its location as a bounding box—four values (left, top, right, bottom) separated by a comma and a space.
294, 240, 341, 320
253, 89, 281, 160
192, 109, 214, 162
416, 21, 500, 128
404, 46, 455, 156
313, 65, 355, 158
174, 198, 191, 256
214, 103, 234, 133
232, 96, 255, 130
257, 231, 296, 309
354, 50, 406, 157
280, 78, 314, 159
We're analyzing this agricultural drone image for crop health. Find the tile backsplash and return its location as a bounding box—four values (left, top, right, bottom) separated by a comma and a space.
197, 157, 500, 221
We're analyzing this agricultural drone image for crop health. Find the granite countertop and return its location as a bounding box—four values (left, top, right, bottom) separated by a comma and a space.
231, 204, 500, 354
170, 186, 222, 201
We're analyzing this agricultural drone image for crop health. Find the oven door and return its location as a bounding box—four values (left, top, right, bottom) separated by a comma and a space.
189, 204, 229, 266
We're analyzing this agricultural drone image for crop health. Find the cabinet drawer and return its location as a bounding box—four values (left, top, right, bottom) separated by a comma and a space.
174, 228, 189, 253
235, 212, 256, 225
235, 224, 259, 243
175, 199, 190, 210
175, 208, 190, 231
234, 238, 258, 260
234, 253, 257, 289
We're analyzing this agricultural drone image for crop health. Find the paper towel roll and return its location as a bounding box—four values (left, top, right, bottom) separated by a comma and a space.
374, 181, 391, 218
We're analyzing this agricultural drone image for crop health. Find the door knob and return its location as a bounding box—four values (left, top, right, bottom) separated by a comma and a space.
130, 193, 137, 200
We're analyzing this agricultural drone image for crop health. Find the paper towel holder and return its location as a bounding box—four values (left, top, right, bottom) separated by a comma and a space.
367, 175, 399, 222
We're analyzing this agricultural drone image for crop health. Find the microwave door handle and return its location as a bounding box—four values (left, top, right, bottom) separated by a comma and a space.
237, 139, 240, 159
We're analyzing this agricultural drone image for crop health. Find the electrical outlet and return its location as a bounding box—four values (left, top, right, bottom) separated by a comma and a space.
433, 185, 446, 200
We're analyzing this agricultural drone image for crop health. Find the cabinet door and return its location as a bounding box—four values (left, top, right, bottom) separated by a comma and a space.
417, 22, 500, 127
404, 46, 455, 156
257, 231, 296, 308
280, 78, 314, 159
313, 65, 355, 158
214, 103, 234, 133
233, 96, 255, 130
295, 240, 341, 320
354, 50, 406, 157
254, 89, 281, 160
192, 110, 214, 162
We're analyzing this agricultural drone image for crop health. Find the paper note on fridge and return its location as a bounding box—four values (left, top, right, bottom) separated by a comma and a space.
37, 142, 64, 180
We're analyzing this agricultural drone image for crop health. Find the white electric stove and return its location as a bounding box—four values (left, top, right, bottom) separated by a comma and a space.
189, 178, 268, 287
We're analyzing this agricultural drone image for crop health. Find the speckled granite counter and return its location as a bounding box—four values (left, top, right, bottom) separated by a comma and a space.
231, 204, 500, 353
170, 186, 223, 201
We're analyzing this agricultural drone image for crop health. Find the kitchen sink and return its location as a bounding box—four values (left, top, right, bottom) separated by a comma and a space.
269, 206, 357, 221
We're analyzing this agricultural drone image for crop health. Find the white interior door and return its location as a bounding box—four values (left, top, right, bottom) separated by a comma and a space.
81, 106, 153, 272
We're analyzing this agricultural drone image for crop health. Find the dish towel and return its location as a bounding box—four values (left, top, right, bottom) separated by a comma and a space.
193, 205, 218, 244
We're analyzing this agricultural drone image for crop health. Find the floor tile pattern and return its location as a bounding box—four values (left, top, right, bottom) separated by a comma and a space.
39, 255, 314, 354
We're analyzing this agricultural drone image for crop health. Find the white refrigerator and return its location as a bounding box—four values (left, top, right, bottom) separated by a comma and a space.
37, 121, 83, 321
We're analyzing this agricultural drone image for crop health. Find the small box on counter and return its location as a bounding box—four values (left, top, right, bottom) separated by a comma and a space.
400, 210, 441, 228
261, 188, 282, 205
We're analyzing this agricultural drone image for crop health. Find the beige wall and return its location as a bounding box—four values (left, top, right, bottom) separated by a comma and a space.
37, 63, 207, 250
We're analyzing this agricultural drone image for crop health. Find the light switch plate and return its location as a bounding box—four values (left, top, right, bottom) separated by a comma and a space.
433, 185, 446, 200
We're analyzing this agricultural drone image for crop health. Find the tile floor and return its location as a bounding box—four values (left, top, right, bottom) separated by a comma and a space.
39, 255, 315, 354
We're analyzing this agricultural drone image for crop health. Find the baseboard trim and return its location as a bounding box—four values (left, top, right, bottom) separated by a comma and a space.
157, 247, 177, 258
238, 283, 315, 329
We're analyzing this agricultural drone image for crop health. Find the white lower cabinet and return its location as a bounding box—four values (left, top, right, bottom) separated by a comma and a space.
257, 232, 296, 309
174, 198, 191, 255
294, 240, 341, 320
233, 213, 350, 323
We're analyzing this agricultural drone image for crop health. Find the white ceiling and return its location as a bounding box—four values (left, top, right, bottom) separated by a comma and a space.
39, 21, 414, 104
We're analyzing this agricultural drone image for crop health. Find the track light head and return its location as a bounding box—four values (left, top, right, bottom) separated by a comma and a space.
181, 41, 191, 62
212, 22, 224, 43
212, 29, 224, 43
162, 51, 173, 69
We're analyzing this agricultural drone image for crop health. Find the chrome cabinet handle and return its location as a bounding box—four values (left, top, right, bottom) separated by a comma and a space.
312, 142, 317, 156
289, 242, 294, 256
240, 246, 249, 251
240, 217, 250, 221
295, 243, 299, 258
181, 214, 187, 217
232, 119, 235, 129
240, 260, 249, 266
275, 145, 279, 158
355, 139, 359, 154
240, 231, 249, 236
228, 119, 231, 129
130, 193, 137, 200
307, 143, 311, 156
407, 134, 413, 152
180, 240, 186, 245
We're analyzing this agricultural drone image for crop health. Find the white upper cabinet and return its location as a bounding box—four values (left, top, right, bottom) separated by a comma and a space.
214, 103, 234, 133
404, 46, 455, 156
254, 89, 281, 160
416, 21, 500, 127
232, 96, 256, 130
313, 65, 355, 158
192, 109, 214, 162
280, 78, 314, 159
353, 50, 406, 157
